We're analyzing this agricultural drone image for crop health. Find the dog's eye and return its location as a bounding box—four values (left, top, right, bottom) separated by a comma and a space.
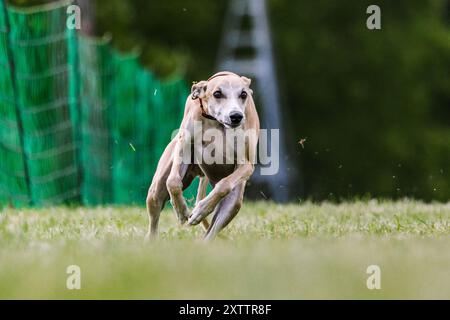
213, 91, 222, 99
240, 91, 248, 99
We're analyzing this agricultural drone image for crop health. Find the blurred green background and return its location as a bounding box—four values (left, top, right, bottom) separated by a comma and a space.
9, 0, 450, 201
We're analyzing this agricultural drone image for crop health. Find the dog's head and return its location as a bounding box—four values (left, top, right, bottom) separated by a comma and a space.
191, 71, 253, 128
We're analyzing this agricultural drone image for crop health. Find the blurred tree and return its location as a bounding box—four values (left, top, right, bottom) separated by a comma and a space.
8, 0, 53, 6
93, 0, 227, 79
270, 0, 450, 201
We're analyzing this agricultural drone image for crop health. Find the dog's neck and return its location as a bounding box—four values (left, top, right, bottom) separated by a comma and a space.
199, 98, 217, 121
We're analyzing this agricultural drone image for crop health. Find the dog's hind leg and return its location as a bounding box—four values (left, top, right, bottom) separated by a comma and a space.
145, 187, 168, 241
145, 139, 176, 241
204, 182, 245, 241
145, 169, 171, 241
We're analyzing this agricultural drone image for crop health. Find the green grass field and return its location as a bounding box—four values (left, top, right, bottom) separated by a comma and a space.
0, 200, 449, 299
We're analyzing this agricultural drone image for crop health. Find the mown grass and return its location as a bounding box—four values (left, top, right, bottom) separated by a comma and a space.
0, 200, 449, 299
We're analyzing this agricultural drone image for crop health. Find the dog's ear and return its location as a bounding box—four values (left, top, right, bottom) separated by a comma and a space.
241, 76, 253, 95
241, 76, 252, 87
241, 77, 253, 95
191, 80, 208, 100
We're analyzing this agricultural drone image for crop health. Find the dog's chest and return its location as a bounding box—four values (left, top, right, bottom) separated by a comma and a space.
192, 126, 243, 183
199, 163, 236, 183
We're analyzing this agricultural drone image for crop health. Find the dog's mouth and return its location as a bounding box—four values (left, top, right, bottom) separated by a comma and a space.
222, 122, 242, 129
221, 118, 245, 129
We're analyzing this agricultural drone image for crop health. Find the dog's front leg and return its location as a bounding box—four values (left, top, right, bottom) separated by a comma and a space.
196, 175, 210, 231
188, 163, 253, 225
203, 181, 246, 241
166, 133, 191, 224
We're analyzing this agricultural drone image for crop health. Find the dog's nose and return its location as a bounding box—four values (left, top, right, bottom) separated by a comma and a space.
229, 112, 244, 125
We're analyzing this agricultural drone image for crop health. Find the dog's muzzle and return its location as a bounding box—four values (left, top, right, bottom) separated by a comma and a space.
229, 112, 244, 127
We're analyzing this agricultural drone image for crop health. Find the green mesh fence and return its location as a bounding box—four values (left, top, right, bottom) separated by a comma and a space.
78, 37, 195, 206
137, 70, 163, 200
0, 0, 30, 207
6, 0, 79, 206
159, 78, 189, 147
78, 35, 114, 205
67, 4, 80, 179
111, 50, 143, 204
0, 0, 193, 208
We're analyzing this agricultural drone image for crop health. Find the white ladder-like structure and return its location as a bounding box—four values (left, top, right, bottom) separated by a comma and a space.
217, 0, 291, 201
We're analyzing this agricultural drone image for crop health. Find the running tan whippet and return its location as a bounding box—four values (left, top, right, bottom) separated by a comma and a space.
145, 71, 260, 240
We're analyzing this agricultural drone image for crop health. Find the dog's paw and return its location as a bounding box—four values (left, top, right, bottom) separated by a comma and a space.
144, 231, 157, 243
177, 211, 189, 225
188, 203, 209, 226
172, 204, 190, 225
